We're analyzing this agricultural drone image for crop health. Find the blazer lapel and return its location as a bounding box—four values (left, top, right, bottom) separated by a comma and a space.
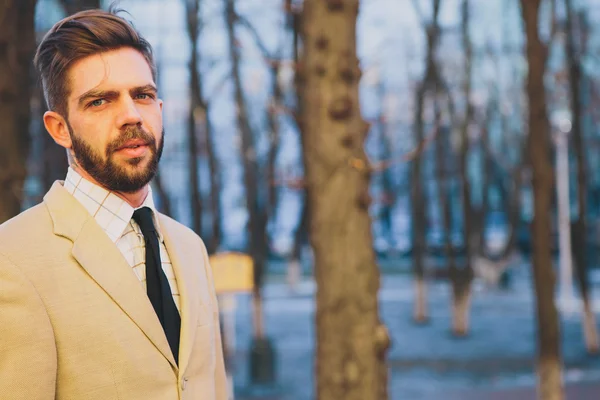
44, 182, 177, 370
159, 214, 205, 376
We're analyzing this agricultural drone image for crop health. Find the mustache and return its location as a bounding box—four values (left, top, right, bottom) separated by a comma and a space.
106, 126, 156, 155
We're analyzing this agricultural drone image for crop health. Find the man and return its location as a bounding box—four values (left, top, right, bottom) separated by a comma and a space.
0, 8, 227, 400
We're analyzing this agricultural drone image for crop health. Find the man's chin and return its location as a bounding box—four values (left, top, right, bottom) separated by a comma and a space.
123, 156, 147, 167
108, 173, 154, 194
100, 161, 156, 192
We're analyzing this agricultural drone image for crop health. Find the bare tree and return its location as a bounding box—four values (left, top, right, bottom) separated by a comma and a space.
0, 0, 37, 223
152, 30, 173, 217
204, 108, 222, 253
478, 107, 492, 254
451, 0, 475, 336
410, 0, 442, 324
299, 0, 389, 398
520, 0, 563, 398
286, 0, 306, 289
185, 0, 222, 250
564, 0, 598, 353
225, 0, 273, 383
236, 8, 287, 236
185, 0, 204, 237
434, 101, 459, 316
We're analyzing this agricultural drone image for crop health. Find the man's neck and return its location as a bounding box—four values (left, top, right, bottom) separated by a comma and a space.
71, 164, 149, 208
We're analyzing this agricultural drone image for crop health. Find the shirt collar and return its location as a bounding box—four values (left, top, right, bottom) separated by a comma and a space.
64, 166, 163, 243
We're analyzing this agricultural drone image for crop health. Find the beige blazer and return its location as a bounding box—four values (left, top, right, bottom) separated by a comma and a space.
0, 182, 227, 400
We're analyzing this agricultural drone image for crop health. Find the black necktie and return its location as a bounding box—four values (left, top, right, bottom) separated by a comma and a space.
132, 207, 180, 365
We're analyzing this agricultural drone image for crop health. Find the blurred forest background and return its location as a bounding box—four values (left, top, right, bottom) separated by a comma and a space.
4, 0, 600, 399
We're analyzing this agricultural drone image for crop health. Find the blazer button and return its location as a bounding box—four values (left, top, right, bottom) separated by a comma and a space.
181, 377, 189, 390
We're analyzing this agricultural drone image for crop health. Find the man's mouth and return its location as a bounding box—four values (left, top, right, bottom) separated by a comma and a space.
116, 139, 149, 151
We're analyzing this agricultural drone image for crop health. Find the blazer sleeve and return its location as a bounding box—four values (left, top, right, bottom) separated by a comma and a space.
0, 253, 57, 400
200, 243, 228, 400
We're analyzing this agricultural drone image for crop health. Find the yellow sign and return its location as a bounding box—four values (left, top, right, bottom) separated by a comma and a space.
209, 252, 254, 294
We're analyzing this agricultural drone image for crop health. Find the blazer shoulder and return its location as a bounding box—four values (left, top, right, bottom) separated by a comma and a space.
0, 203, 51, 244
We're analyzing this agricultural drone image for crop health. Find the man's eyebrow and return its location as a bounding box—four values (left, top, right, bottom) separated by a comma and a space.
76, 85, 158, 107
130, 84, 158, 95
77, 89, 119, 107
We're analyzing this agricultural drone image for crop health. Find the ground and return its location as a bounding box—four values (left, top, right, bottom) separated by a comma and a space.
223, 260, 600, 399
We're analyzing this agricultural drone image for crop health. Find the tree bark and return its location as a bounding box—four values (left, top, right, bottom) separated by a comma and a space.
520, 0, 564, 398
289, 198, 308, 290
287, 0, 305, 290
0, 0, 37, 223
205, 112, 222, 253
452, 0, 475, 337
225, 0, 269, 335
410, 0, 442, 324
300, 1, 389, 399
479, 116, 492, 254
266, 63, 282, 221
435, 101, 464, 334
183, 2, 221, 253
185, 0, 204, 237
564, 0, 598, 353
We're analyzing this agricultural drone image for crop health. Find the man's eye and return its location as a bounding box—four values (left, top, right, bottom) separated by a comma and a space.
90, 99, 106, 107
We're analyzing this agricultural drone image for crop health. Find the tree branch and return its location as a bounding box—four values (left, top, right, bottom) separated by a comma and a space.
237, 14, 280, 66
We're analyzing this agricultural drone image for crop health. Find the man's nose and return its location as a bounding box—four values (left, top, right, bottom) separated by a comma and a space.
116, 97, 143, 127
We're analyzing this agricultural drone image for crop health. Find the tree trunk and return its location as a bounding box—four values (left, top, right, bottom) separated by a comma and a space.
411, 81, 428, 324
0, 1, 37, 223
410, 0, 442, 324
225, 0, 269, 334
288, 198, 308, 291
186, 0, 221, 252
564, 0, 598, 353
520, 0, 564, 398
267, 62, 282, 220
205, 114, 222, 254
300, 1, 389, 399
435, 102, 463, 335
286, 0, 305, 291
186, 0, 204, 237
479, 119, 492, 254
447, 0, 475, 337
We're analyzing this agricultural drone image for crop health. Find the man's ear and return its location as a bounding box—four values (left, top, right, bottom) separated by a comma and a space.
43, 111, 72, 149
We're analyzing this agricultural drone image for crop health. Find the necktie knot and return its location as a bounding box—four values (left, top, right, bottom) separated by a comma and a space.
132, 207, 156, 236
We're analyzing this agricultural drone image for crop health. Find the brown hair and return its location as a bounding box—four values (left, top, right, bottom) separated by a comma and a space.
33, 7, 156, 117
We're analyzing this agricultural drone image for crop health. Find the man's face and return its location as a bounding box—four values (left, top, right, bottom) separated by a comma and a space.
65, 47, 164, 193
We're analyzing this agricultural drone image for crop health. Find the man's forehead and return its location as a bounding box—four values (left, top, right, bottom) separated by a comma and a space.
68, 48, 154, 100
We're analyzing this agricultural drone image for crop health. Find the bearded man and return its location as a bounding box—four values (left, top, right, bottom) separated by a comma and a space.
0, 8, 227, 400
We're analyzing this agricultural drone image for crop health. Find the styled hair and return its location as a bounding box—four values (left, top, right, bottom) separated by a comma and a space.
33, 7, 156, 117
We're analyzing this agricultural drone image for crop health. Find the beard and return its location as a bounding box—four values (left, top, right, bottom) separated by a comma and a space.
68, 123, 164, 193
